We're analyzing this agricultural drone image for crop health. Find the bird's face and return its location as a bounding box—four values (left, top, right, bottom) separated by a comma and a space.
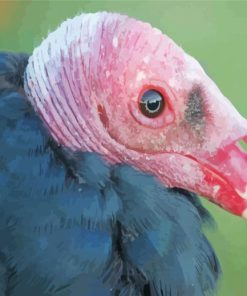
92, 15, 247, 218
25, 13, 247, 218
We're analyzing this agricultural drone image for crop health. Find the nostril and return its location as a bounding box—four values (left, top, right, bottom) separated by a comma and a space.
237, 139, 247, 153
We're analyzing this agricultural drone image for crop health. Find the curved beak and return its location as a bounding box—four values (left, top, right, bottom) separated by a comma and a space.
183, 72, 247, 219
200, 132, 247, 218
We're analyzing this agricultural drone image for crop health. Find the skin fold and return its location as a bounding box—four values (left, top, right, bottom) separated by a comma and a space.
1, 11, 247, 296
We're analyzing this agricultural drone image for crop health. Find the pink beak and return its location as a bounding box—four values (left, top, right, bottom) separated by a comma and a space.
190, 113, 247, 218
177, 62, 247, 219
202, 134, 247, 218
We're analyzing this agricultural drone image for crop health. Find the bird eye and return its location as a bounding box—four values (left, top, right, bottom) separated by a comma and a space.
139, 89, 165, 118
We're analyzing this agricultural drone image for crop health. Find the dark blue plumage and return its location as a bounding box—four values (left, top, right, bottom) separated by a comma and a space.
0, 52, 220, 296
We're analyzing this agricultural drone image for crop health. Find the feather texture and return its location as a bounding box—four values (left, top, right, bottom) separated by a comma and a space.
0, 52, 220, 295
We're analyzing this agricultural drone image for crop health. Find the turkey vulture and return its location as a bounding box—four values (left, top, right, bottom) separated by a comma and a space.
0, 12, 247, 296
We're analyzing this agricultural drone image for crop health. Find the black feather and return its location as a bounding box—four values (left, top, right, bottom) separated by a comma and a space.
0, 52, 220, 296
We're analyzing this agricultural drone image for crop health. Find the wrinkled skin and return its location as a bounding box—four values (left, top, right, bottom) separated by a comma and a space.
1, 11, 245, 296
25, 12, 247, 217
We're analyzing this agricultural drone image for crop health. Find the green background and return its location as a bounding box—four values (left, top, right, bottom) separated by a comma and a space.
1, 1, 247, 295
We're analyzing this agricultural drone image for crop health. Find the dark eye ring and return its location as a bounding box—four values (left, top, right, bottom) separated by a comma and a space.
139, 89, 165, 118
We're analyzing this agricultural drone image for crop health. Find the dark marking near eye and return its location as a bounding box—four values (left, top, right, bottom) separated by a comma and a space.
185, 87, 204, 127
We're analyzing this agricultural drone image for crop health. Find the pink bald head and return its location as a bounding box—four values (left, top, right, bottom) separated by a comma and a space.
24, 12, 247, 218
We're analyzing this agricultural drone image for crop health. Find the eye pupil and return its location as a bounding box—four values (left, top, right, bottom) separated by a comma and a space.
140, 89, 165, 118
146, 100, 161, 112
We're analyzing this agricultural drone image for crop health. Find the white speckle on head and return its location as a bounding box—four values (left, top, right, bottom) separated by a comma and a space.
236, 187, 247, 199
168, 77, 177, 88
159, 132, 166, 141
136, 71, 146, 82
182, 162, 193, 174
112, 36, 118, 48
105, 70, 110, 78
242, 208, 247, 220
213, 185, 220, 195
158, 168, 165, 175
143, 55, 150, 64
169, 154, 176, 161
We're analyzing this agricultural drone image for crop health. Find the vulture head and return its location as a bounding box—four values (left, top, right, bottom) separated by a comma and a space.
24, 12, 247, 218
